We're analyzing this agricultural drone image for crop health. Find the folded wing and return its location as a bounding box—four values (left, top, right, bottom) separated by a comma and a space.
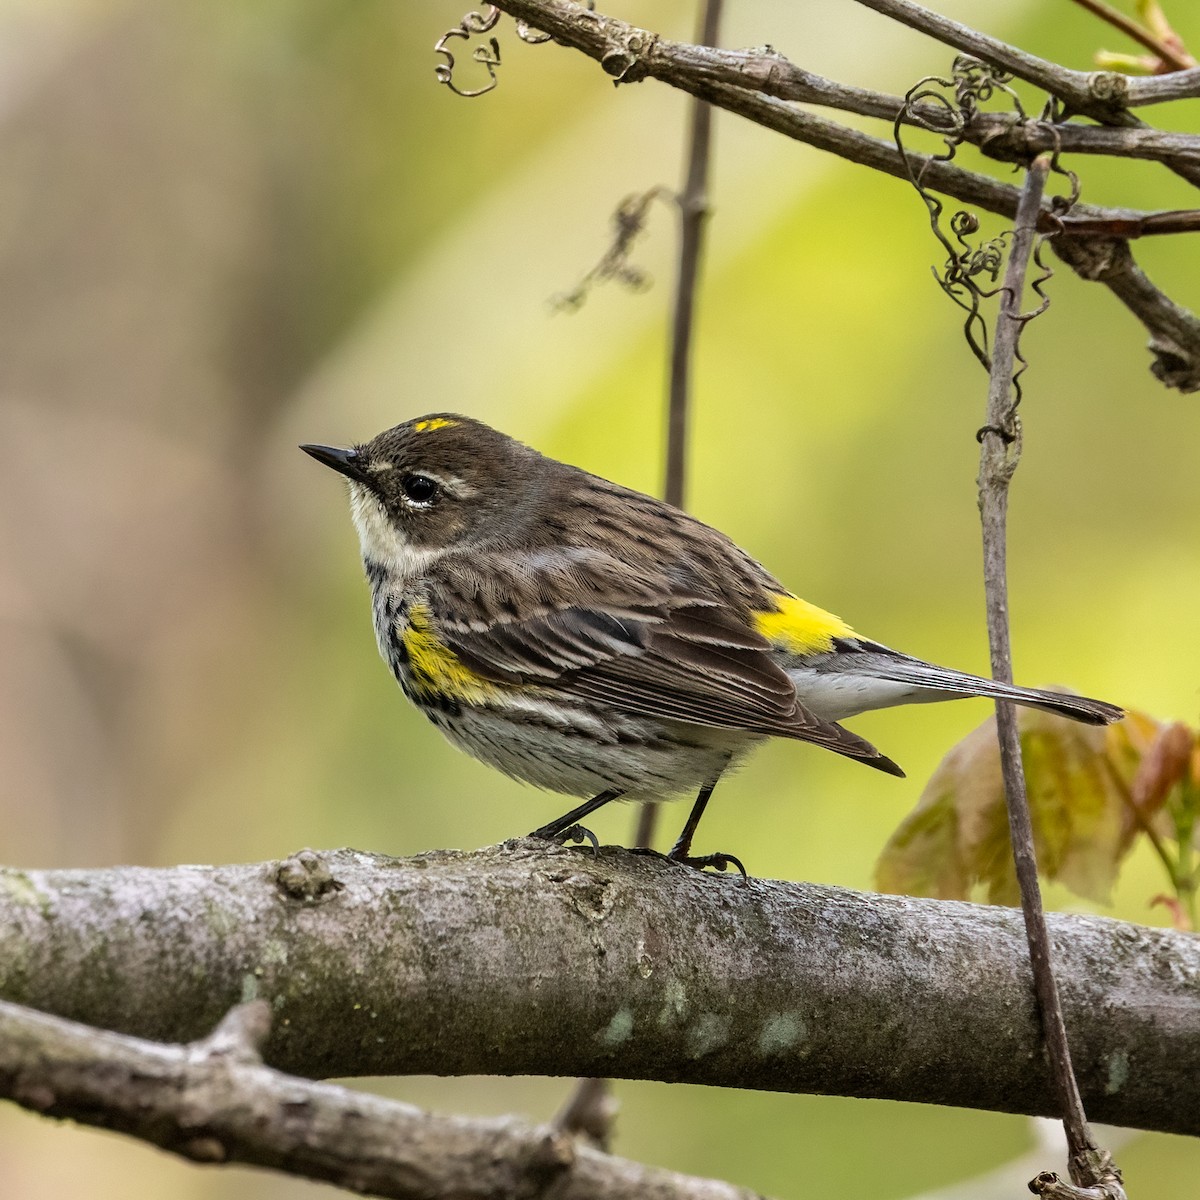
428, 560, 903, 776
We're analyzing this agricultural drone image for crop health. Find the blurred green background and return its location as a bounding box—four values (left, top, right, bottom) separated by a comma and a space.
1, 0, 1198, 1196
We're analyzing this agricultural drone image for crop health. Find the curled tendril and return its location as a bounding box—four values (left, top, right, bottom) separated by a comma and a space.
895, 56, 1079, 383
434, 6, 503, 98
951, 55, 1023, 121
1039, 102, 1082, 230
552, 187, 671, 311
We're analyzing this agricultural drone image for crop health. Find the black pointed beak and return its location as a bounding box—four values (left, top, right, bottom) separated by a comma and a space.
300, 443, 366, 483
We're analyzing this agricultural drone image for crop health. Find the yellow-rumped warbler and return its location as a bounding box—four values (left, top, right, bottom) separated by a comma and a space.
302, 414, 1122, 871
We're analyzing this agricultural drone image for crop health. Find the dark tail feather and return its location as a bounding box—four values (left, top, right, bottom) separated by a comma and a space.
844, 649, 1124, 726
998, 685, 1124, 726
863, 750, 906, 778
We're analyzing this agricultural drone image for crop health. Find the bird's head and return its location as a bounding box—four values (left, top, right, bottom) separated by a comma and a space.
301, 414, 536, 573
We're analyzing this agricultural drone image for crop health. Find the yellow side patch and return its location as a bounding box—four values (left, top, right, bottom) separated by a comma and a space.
403, 604, 501, 703
753, 593, 854, 657
413, 417, 458, 433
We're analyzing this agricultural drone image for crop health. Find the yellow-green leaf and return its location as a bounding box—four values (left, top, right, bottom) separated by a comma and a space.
876, 704, 1166, 907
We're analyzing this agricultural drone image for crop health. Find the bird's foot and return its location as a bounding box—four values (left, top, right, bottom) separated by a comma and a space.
666, 848, 749, 882
529, 822, 600, 854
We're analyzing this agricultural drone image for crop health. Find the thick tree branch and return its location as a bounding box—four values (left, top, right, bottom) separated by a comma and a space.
0, 997, 761, 1200
488, 1, 1200, 390
2, 845, 1199, 1135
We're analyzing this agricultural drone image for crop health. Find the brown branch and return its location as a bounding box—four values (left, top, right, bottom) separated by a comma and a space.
487, 1, 1200, 389
620, 39, 1200, 174
0, 997, 762, 1200
1126, 65, 1200, 103
497, 3, 1200, 173
849, 0, 1129, 119
487, 3, 1200, 216
1052, 234, 1200, 391
682, 78, 1200, 392
850, 0, 1199, 154
850, 0, 1200, 188
2, 846, 1200, 1135
976, 158, 1124, 1200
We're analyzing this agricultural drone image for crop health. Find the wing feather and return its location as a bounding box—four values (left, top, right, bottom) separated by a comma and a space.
427, 557, 902, 774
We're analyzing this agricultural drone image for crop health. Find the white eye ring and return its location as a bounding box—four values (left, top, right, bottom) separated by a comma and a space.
400, 474, 439, 506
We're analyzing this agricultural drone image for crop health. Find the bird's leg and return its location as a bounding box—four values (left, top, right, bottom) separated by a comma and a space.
667, 777, 747, 880
529, 789, 624, 850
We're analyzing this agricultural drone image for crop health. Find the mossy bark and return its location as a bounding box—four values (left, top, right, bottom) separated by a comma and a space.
1, 841, 1197, 1134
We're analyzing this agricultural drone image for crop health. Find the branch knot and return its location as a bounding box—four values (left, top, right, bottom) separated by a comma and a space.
274, 849, 345, 903
599, 30, 658, 83
1085, 72, 1130, 112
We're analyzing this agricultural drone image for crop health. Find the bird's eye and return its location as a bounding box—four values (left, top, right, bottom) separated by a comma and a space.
400, 474, 439, 505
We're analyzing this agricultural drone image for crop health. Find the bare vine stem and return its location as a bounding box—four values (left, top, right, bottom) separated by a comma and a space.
857, 0, 1200, 190
486, 0, 1200, 392
976, 155, 1124, 1200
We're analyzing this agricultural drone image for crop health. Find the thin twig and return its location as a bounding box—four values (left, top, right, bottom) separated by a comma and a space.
1126, 64, 1200, 102
664, 0, 722, 513
1113, 767, 1179, 879
634, 0, 723, 853
565, 17, 727, 1150
850, 0, 1130, 118
488, 2, 1200, 390
850, 0, 1200, 188
1069, 0, 1196, 72
976, 155, 1124, 1200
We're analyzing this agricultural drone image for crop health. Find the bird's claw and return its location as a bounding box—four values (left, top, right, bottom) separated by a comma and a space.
667, 849, 749, 882
529, 822, 600, 854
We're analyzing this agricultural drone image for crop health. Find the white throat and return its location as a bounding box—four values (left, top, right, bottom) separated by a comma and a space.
348, 483, 442, 581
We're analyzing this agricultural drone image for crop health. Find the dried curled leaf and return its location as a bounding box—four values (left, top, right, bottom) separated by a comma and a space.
1130, 721, 1196, 815
876, 704, 1164, 907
